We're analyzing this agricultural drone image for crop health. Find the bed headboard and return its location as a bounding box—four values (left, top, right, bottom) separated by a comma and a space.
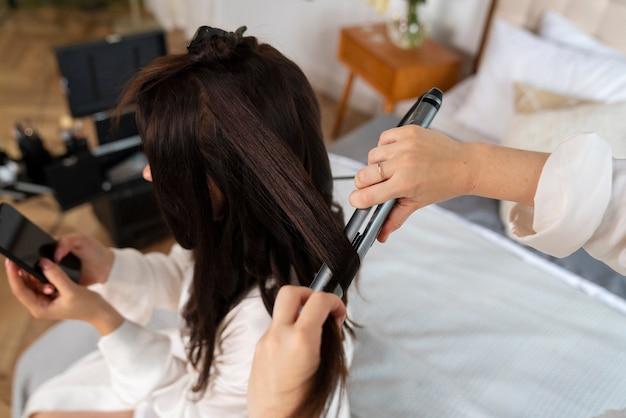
475, 0, 626, 71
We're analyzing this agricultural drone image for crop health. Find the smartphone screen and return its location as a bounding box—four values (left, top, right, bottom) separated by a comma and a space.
0, 203, 81, 284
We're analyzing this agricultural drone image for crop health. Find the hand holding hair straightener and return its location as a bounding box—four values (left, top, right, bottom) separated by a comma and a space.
310, 87, 443, 296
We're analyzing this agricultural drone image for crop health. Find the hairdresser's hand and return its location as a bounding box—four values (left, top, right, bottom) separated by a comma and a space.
349, 126, 473, 242
248, 286, 346, 418
5, 258, 123, 336
54, 233, 114, 286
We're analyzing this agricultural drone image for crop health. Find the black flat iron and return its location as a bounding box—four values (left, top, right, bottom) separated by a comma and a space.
310, 87, 443, 297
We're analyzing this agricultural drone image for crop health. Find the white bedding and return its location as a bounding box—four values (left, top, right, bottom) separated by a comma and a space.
330, 155, 626, 418
456, 20, 626, 142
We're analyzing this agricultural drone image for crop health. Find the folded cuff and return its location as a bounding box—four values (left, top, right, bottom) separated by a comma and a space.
509, 133, 613, 257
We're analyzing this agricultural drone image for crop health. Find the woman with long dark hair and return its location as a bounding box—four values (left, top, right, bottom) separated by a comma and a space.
7, 26, 358, 418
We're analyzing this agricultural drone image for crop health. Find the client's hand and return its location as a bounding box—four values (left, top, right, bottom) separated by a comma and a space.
248, 286, 346, 418
5, 258, 123, 336
349, 125, 472, 242
54, 233, 114, 286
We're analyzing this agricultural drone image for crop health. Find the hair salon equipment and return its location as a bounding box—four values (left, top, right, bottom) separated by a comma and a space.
44, 152, 103, 211
40, 141, 167, 247
0, 32, 167, 248
92, 153, 169, 248
58, 118, 89, 158
62, 134, 89, 156
14, 123, 53, 185
43, 32, 168, 248
10, 124, 122, 211
310, 87, 443, 297
6, 117, 164, 247
94, 111, 139, 145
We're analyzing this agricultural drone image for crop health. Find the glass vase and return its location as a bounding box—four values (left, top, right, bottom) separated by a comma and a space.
386, 0, 426, 49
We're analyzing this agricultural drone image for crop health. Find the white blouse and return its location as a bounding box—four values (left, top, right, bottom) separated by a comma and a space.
506, 133, 626, 275
23, 245, 351, 418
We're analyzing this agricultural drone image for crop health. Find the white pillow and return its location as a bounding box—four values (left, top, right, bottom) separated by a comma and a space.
539, 11, 624, 60
456, 19, 626, 142
503, 102, 626, 158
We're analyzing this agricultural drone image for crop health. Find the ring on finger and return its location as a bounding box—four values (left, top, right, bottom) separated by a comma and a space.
377, 161, 385, 181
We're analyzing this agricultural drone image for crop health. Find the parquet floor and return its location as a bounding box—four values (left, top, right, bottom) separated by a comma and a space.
0, 5, 369, 415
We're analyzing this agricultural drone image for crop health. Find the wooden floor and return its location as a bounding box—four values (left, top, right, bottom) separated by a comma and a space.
0, 5, 370, 414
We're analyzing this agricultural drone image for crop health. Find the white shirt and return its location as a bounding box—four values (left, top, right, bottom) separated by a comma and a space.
506, 133, 626, 276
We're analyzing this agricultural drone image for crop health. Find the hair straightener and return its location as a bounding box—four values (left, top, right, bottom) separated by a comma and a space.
311, 87, 443, 297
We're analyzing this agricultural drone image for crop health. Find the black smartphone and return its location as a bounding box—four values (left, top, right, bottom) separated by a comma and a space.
0, 203, 81, 284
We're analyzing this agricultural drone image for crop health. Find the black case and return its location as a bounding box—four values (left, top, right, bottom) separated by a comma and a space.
92, 177, 169, 248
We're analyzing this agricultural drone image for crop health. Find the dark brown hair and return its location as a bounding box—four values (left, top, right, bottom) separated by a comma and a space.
118, 27, 359, 417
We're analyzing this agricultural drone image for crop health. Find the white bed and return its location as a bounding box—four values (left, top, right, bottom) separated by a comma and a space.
333, 154, 626, 418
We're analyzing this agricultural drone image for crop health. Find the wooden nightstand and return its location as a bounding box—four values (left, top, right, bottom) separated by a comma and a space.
332, 23, 461, 138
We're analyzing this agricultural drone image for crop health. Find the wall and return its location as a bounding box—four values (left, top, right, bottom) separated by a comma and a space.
209, 0, 491, 113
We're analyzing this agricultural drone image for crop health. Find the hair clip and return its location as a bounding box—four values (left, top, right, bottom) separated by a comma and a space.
187, 25, 248, 53
187, 26, 227, 52
233, 25, 247, 39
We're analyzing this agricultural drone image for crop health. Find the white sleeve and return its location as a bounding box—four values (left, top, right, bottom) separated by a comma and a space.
506, 133, 626, 275
581, 158, 626, 275
97, 320, 187, 405
97, 294, 272, 417
89, 244, 191, 325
